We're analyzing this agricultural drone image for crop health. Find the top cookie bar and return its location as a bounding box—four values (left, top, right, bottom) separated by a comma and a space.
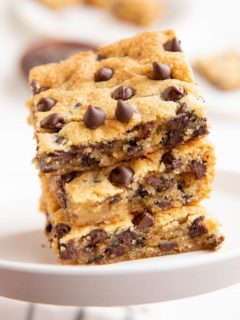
28, 31, 208, 175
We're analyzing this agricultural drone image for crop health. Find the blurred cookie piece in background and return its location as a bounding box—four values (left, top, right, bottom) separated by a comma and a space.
41, 0, 162, 26
21, 40, 96, 78
42, 0, 84, 9
195, 52, 240, 91
110, 0, 161, 26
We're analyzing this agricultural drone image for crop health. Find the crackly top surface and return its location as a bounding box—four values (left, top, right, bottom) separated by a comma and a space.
28, 30, 206, 155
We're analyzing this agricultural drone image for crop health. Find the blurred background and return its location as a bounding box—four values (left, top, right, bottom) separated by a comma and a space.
1, 0, 240, 318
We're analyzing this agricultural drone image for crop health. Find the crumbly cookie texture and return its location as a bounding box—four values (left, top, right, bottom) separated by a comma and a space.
28, 31, 208, 175
40, 139, 215, 226
195, 52, 240, 90
41, 0, 161, 26
45, 205, 224, 265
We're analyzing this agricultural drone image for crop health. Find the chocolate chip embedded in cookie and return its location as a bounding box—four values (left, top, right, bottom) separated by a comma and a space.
30, 79, 48, 95
83, 105, 106, 129
111, 86, 135, 100
109, 166, 134, 187
189, 216, 208, 238
190, 161, 207, 180
132, 212, 155, 230
164, 38, 182, 52
40, 113, 65, 132
117, 230, 137, 246
151, 62, 171, 80
115, 100, 135, 123
61, 172, 76, 184
55, 223, 71, 239
87, 229, 108, 245
94, 67, 114, 82
37, 97, 57, 112
162, 86, 185, 102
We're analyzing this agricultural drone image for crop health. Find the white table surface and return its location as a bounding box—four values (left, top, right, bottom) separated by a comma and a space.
1, 0, 240, 318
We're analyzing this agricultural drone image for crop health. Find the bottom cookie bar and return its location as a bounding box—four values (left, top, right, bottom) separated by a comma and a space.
45, 206, 224, 265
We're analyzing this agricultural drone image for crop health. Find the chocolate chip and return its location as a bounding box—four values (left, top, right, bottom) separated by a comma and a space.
152, 62, 171, 80
163, 112, 192, 147
159, 241, 177, 251
182, 194, 192, 204
30, 79, 48, 95
189, 216, 208, 238
81, 155, 99, 168
55, 135, 66, 144
55, 223, 71, 238
155, 198, 172, 209
87, 229, 108, 245
96, 54, 107, 61
139, 122, 155, 139
145, 175, 174, 192
115, 100, 135, 123
126, 139, 143, 156
161, 152, 181, 172
118, 230, 137, 246
74, 102, 82, 109
162, 86, 185, 102
112, 86, 135, 100
108, 195, 122, 205
164, 38, 182, 52
109, 166, 134, 187
36, 97, 57, 112
40, 113, 65, 132
45, 223, 52, 233
191, 122, 208, 139
176, 103, 187, 115
190, 161, 207, 180
135, 185, 149, 198
105, 245, 126, 257
60, 240, 77, 260
94, 67, 114, 81
135, 237, 146, 247
83, 105, 106, 129
61, 172, 76, 184
132, 212, 154, 230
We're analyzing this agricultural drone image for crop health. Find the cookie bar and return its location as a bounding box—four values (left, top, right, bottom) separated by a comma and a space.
28, 31, 208, 175
195, 52, 240, 90
41, 139, 215, 226
45, 205, 224, 265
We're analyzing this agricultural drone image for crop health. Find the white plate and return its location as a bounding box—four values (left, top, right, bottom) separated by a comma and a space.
13, 0, 192, 45
0, 170, 240, 306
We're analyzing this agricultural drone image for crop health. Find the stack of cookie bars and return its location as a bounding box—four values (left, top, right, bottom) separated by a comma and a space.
28, 30, 224, 265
